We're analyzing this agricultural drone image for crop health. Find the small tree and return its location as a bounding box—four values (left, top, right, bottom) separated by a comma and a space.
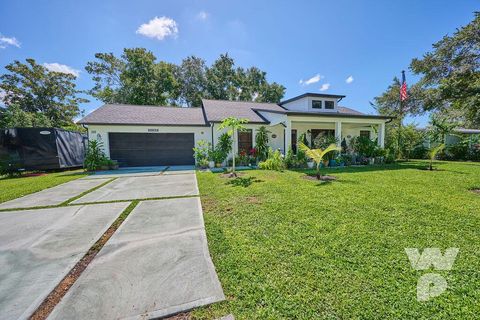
299, 142, 340, 180
428, 144, 445, 171
255, 126, 270, 161
218, 117, 248, 176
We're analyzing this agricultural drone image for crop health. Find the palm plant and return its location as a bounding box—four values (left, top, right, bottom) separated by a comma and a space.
218, 117, 249, 176
428, 143, 445, 170
299, 142, 341, 180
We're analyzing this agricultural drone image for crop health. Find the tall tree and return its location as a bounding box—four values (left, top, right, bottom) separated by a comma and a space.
176, 56, 207, 107
85, 48, 179, 105
205, 53, 237, 100
0, 59, 87, 127
410, 12, 480, 127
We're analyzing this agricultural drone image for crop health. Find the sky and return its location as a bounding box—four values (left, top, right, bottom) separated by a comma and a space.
0, 0, 477, 126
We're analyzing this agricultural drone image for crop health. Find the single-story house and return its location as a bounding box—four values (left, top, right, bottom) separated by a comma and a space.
79, 93, 393, 167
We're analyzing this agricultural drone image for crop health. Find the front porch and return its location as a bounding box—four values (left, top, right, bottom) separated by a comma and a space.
284, 116, 386, 154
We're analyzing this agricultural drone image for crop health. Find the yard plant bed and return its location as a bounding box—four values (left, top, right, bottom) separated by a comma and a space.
195, 161, 480, 319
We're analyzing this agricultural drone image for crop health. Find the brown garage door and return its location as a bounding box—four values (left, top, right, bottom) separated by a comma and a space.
108, 132, 195, 167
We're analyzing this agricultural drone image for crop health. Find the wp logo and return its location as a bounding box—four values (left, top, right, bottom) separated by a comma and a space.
405, 248, 459, 301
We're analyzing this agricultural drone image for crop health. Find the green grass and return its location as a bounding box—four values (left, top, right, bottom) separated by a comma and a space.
0, 170, 88, 204
195, 161, 480, 319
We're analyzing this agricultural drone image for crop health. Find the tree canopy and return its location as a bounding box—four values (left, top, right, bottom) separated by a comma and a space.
410, 11, 480, 127
0, 58, 87, 128
86, 50, 285, 107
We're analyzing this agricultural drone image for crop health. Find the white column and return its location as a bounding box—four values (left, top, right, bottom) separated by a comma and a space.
378, 122, 385, 148
335, 121, 342, 146
284, 120, 292, 154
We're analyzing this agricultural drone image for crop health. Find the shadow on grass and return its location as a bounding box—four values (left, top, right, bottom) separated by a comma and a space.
226, 176, 263, 188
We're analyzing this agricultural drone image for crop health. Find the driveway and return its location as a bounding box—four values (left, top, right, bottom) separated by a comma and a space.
0, 166, 224, 319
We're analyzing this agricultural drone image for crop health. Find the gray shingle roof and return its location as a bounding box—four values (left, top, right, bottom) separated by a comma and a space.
201, 99, 285, 123
78, 104, 207, 126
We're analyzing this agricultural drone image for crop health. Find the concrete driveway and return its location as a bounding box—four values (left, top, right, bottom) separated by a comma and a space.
0, 166, 224, 319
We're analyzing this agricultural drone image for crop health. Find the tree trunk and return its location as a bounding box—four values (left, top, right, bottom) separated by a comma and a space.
231, 127, 236, 177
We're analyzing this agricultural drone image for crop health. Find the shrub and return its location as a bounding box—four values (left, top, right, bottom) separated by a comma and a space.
259, 149, 285, 171
285, 148, 308, 169
352, 136, 376, 158
84, 140, 107, 171
193, 140, 211, 166
313, 135, 339, 160
0, 154, 23, 177
255, 126, 270, 161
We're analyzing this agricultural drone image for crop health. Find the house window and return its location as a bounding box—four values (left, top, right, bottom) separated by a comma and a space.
360, 130, 371, 139
325, 101, 334, 109
312, 100, 322, 109
238, 129, 253, 154
291, 129, 297, 154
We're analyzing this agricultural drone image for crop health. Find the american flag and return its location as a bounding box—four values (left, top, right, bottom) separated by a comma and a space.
400, 70, 408, 101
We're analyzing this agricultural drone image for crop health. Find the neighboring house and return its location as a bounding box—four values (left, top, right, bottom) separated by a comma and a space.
79, 93, 393, 167
445, 128, 480, 145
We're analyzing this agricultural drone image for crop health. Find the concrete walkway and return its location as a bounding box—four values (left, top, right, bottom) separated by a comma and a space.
0, 203, 130, 320
49, 198, 225, 319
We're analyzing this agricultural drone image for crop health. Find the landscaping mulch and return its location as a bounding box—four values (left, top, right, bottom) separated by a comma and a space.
220, 172, 246, 179
470, 188, 480, 194
303, 174, 337, 181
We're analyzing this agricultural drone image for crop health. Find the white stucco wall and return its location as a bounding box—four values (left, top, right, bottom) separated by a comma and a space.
282, 96, 338, 112
87, 125, 210, 158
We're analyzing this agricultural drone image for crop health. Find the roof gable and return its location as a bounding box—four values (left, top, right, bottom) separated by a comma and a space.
201, 99, 285, 123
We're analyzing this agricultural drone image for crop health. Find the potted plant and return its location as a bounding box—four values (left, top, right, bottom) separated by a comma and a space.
109, 159, 119, 170
307, 160, 314, 169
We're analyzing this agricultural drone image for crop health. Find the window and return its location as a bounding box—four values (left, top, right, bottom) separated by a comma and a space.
360, 130, 371, 139
238, 129, 253, 154
312, 100, 322, 109
325, 101, 334, 109
291, 129, 297, 154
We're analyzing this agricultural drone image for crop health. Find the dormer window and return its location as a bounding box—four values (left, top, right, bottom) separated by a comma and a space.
325, 101, 334, 109
312, 100, 322, 109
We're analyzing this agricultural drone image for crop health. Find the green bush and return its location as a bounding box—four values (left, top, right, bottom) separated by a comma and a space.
255, 126, 270, 162
193, 140, 211, 166
0, 154, 23, 177
259, 149, 285, 171
84, 140, 107, 171
285, 148, 307, 169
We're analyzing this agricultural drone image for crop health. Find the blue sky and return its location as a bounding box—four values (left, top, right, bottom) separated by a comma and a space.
0, 0, 477, 126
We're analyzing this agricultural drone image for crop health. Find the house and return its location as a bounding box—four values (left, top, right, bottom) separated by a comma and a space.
79, 93, 393, 167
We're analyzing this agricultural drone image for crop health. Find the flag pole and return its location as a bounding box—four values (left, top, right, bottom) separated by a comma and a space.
398, 70, 406, 159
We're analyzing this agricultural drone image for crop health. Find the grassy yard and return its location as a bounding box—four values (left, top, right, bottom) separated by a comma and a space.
195, 161, 480, 319
0, 170, 87, 204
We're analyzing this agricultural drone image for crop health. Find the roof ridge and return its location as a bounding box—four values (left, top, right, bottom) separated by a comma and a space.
201, 98, 280, 105
105, 103, 199, 109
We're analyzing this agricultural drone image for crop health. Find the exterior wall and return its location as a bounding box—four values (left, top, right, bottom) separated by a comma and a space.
212, 123, 284, 155
292, 123, 375, 146
282, 96, 338, 112
87, 125, 209, 158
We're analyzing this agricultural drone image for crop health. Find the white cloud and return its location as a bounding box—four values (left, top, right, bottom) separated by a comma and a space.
299, 74, 322, 85
196, 11, 209, 21
0, 34, 20, 49
136, 16, 178, 40
319, 83, 331, 91
43, 63, 80, 77
346, 75, 354, 84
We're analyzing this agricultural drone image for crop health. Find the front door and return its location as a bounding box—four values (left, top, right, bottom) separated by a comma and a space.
238, 129, 253, 155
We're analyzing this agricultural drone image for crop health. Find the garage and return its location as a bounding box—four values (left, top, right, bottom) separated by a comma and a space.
109, 132, 195, 167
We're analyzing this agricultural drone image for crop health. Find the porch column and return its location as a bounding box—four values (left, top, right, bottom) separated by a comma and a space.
335, 121, 342, 146
378, 122, 385, 148
284, 119, 292, 154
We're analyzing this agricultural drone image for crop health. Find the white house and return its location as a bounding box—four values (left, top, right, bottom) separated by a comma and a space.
79, 93, 393, 166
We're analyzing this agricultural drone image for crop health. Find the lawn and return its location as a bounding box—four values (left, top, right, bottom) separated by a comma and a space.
195, 161, 480, 319
0, 170, 87, 204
